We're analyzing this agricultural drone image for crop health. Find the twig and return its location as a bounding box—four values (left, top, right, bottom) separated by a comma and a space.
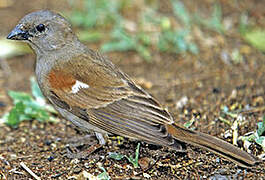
20, 162, 41, 180
0, 171, 6, 180
9, 168, 24, 175
0, 155, 10, 166
241, 106, 265, 114
231, 117, 239, 145
51, 172, 64, 178
218, 116, 231, 126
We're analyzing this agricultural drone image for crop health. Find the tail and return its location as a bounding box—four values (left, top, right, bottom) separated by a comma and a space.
167, 123, 259, 167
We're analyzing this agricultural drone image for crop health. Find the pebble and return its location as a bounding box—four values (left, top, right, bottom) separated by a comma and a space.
212, 87, 221, 94
10, 154, 17, 159
176, 96, 188, 109
20, 137, 26, 143
47, 156, 54, 162
44, 140, 52, 146
135, 77, 153, 89
84, 162, 91, 169
70, 158, 80, 164
253, 96, 264, 105
73, 166, 82, 174
138, 157, 151, 170
209, 174, 229, 180
218, 168, 229, 175
55, 137, 61, 142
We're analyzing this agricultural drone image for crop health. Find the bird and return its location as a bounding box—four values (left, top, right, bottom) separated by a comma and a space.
7, 10, 258, 167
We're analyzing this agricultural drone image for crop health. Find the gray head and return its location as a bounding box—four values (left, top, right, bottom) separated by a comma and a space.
7, 10, 76, 53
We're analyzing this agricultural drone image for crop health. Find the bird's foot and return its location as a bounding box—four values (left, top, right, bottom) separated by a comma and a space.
65, 134, 102, 159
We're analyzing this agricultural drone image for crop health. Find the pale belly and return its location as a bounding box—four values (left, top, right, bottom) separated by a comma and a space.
56, 106, 109, 134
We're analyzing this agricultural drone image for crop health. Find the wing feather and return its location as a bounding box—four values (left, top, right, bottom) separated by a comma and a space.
46, 53, 175, 146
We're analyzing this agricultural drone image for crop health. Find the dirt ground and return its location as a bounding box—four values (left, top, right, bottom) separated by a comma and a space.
0, 0, 265, 179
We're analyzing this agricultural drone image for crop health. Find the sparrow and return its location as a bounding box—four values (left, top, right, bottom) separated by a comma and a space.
7, 10, 258, 167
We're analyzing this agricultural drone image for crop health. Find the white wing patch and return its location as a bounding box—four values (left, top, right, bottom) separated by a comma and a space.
71, 80, 89, 93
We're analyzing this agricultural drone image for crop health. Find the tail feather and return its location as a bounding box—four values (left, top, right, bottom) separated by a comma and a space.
167, 123, 259, 167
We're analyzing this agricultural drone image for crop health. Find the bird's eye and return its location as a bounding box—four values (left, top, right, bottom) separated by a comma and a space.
36, 24, 45, 32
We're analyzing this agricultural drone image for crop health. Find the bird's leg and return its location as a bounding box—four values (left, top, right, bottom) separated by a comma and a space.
65, 133, 105, 159
67, 134, 97, 147
95, 132, 107, 145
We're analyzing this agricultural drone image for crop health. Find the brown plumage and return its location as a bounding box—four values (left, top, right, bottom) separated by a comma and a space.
7, 10, 259, 167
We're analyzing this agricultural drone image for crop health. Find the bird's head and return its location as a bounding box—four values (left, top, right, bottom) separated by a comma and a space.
7, 10, 76, 52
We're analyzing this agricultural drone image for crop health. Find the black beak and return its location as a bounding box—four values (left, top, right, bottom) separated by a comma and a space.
7, 25, 30, 40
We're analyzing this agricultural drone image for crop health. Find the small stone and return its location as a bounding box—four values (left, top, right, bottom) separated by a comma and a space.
51, 143, 57, 148
10, 154, 17, 159
71, 158, 80, 164
176, 96, 188, 109
135, 78, 153, 89
212, 87, 221, 94
139, 157, 151, 171
84, 163, 90, 169
55, 138, 61, 142
218, 168, 229, 175
73, 166, 82, 174
47, 156, 54, 162
215, 157, 220, 163
220, 50, 231, 65
229, 89, 237, 99
44, 140, 52, 146
143, 173, 151, 178
20, 137, 26, 143
253, 96, 264, 105
209, 174, 229, 180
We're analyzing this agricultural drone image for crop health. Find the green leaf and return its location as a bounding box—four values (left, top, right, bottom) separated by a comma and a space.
231, 49, 243, 64
68, 0, 122, 28
97, 167, 111, 180
243, 29, 265, 52
3, 77, 57, 127
257, 115, 265, 136
137, 33, 151, 46
195, 3, 224, 33
125, 143, 140, 168
30, 77, 56, 114
8, 91, 32, 104
238, 13, 249, 34
208, 4, 224, 33
108, 143, 141, 168
158, 35, 170, 52
108, 152, 125, 160
239, 133, 256, 142
136, 45, 151, 61
184, 118, 195, 128
160, 17, 171, 30
101, 25, 139, 53
255, 136, 265, 148
171, 0, 191, 27
158, 29, 198, 55
188, 43, 199, 54
24, 101, 50, 122
6, 102, 26, 127
175, 34, 188, 52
